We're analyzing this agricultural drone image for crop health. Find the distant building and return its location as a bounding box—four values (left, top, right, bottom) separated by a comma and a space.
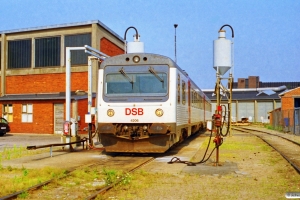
232, 76, 300, 89
204, 76, 300, 123
0, 20, 124, 134
269, 87, 300, 135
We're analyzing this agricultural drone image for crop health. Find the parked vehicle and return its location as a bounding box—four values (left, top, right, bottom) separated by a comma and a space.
0, 118, 10, 136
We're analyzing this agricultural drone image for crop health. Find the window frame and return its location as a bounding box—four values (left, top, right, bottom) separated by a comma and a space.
8, 39, 32, 69
35, 36, 61, 67
21, 104, 33, 123
3, 104, 13, 122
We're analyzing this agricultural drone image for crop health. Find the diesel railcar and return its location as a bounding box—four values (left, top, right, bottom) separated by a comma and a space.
97, 53, 211, 153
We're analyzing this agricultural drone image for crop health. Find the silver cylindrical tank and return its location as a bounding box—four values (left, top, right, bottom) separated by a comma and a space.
127, 35, 144, 53
213, 30, 232, 75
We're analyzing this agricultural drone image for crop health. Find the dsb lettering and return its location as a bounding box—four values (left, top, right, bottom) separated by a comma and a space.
125, 108, 144, 115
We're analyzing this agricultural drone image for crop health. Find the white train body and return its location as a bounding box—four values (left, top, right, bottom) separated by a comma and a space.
97, 53, 211, 153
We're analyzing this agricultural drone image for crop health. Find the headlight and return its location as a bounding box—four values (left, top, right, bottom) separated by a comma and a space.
133, 56, 140, 63
143, 125, 148, 131
107, 109, 115, 117
155, 109, 164, 117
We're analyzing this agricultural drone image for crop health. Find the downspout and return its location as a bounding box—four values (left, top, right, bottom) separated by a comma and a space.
1, 33, 6, 97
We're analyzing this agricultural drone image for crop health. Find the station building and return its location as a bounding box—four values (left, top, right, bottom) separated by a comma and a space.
0, 20, 124, 134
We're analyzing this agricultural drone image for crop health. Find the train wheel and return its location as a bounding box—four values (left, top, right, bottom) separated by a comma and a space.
180, 128, 188, 142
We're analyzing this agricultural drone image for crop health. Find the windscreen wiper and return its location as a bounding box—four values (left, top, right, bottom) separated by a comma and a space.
148, 66, 164, 88
119, 67, 133, 89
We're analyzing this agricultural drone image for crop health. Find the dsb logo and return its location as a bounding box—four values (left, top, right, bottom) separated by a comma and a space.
125, 108, 144, 115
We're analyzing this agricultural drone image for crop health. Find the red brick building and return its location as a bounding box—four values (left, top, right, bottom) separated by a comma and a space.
268, 87, 300, 134
0, 20, 124, 134
280, 87, 300, 111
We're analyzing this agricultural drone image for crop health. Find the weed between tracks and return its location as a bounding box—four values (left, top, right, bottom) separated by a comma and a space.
0, 163, 131, 199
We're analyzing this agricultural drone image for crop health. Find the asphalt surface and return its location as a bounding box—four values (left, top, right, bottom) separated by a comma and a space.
0, 133, 63, 151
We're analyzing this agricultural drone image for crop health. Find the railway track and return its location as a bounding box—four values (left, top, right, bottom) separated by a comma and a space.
0, 155, 154, 200
232, 126, 300, 174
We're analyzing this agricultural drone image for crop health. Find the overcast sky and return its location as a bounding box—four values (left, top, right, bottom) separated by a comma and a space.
0, 0, 299, 89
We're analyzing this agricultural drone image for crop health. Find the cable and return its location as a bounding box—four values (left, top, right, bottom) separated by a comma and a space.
220, 104, 230, 137
168, 128, 219, 165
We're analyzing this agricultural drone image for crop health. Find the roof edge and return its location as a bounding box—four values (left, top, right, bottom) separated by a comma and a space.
0, 20, 124, 42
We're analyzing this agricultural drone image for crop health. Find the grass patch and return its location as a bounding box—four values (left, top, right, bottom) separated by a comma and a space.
0, 145, 52, 163
0, 166, 66, 197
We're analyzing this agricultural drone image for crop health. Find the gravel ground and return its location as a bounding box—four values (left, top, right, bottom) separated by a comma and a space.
1, 126, 300, 199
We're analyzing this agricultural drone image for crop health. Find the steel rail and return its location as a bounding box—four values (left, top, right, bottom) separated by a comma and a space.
0, 150, 113, 200
240, 127, 300, 146
232, 127, 300, 174
85, 157, 155, 200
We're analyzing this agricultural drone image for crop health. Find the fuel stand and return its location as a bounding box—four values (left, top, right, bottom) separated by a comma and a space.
212, 24, 234, 166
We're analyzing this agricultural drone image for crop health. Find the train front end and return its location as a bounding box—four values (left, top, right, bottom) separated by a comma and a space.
97, 53, 176, 153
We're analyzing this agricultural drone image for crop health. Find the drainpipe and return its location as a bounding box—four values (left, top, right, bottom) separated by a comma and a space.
1, 34, 6, 97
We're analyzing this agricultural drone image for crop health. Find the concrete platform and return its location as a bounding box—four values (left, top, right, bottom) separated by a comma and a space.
1, 132, 243, 176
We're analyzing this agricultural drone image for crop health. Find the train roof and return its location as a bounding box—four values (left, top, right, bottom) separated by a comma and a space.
100, 53, 176, 68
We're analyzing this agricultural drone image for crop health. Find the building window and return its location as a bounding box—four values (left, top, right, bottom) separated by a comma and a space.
177, 74, 180, 104
8, 39, 32, 69
182, 81, 186, 105
3, 104, 13, 122
65, 33, 91, 65
35, 36, 61, 67
22, 104, 33, 122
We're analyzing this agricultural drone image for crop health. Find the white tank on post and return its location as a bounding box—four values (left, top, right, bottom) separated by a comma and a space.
213, 30, 232, 75
127, 35, 144, 53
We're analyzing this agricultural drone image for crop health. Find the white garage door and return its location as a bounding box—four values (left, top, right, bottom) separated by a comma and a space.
257, 102, 273, 123
238, 102, 254, 122
54, 104, 64, 134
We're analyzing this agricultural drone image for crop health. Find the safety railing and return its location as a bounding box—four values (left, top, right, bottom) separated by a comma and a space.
27, 137, 88, 157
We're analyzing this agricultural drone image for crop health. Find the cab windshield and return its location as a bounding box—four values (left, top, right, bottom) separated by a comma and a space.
104, 65, 169, 101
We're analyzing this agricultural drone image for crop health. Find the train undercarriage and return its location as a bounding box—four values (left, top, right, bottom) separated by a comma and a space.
98, 122, 205, 153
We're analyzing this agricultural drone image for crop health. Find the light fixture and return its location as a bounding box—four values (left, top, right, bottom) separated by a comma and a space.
107, 109, 115, 117
155, 109, 164, 117
133, 55, 140, 63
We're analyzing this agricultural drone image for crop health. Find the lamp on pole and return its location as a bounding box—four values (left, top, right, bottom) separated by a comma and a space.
174, 24, 178, 63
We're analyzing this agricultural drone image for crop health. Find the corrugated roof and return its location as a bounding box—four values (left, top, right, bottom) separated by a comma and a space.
0, 20, 124, 42
0, 92, 96, 101
279, 86, 300, 96
204, 90, 281, 101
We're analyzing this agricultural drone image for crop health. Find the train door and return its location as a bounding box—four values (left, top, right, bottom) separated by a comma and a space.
54, 104, 64, 134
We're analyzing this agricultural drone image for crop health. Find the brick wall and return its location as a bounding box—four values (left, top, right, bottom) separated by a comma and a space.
0, 100, 62, 134
6, 72, 88, 94
100, 37, 124, 56
281, 87, 300, 111
249, 76, 259, 88
77, 98, 95, 132
238, 78, 245, 88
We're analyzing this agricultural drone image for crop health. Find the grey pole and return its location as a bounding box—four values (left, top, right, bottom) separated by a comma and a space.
174, 24, 178, 63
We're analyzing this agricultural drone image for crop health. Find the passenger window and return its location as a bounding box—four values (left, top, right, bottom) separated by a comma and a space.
182, 81, 186, 105
177, 74, 180, 104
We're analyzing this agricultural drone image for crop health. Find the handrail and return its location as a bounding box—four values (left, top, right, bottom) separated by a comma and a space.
27, 137, 88, 157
